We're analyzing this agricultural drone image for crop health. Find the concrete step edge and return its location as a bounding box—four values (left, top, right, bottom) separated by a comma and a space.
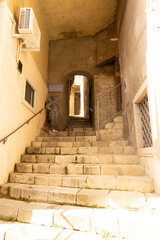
0, 176, 154, 205
0, 219, 103, 240
0, 191, 159, 240
21, 154, 140, 164
14, 163, 145, 176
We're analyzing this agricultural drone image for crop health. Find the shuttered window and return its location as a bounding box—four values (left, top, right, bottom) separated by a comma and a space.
25, 81, 35, 107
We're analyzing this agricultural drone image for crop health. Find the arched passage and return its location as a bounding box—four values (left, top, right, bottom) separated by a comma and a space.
62, 70, 94, 129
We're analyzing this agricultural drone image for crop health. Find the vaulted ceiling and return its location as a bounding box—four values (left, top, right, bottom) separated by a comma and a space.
40, 0, 118, 40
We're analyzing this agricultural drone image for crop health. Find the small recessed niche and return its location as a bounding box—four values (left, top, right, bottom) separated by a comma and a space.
17, 60, 23, 73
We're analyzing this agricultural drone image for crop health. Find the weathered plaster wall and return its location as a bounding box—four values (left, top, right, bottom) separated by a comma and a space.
0, 3, 48, 184
38, 0, 118, 40
116, 0, 126, 34
49, 35, 117, 130
49, 37, 97, 81
48, 36, 97, 130
96, 23, 117, 66
7, 0, 49, 82
119, 0, 160, 194
119, 0, 147, 146
143, 0, 160, 194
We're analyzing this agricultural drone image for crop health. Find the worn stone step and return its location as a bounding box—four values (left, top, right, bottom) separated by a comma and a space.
69, 131, 96, 136
33, 141, 92, 148
69, 120, 92, 124
48, 131, 69, 137
15, 162, 144, 176
0, 180, 154, 210
15, 162, 141, 175
1, 197, 160, 240
0, 221, 102, 240
98, 129, 124, 141
67, 164, 145, 176
48, 130, 96, 137
6, 174, 153, 193
105, 122, 124, 131
76, 154, 140, 164
92, 140, 128, 147
68, 126, 93, 129
67, 126, 93, 129
22, 154, 140, 165
76, 135, 97, 141
10, 170, 147, 189
36, 135, 97, 142
26, 145, 135, 155
70, 127, 94, 131
32, 140, 129, 148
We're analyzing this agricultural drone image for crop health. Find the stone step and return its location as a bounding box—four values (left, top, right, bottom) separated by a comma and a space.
10, 169, 147, 188
68, 120, 92, 125
26, 145, 135, 155
0, 220, 102, 240
98, 129, 124, 141
69, 131, 96, 136
6, 175, 153, 193
32, 140, 129, 148
69, 127, 94, 131
0, 180, 154, 208
32, 141, 92, 148
22, 154, 140, 165
36, 135, 97, 142
48, 130, 96, 137
92, 140, 128, 147
67, 125, 93, 129
15, 162, 145, 176
0, 195, 160, 240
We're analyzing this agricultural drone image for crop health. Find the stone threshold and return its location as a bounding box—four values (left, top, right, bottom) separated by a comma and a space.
0, 197, 160, 240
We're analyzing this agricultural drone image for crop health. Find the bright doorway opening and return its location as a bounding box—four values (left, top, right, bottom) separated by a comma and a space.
69, 75, 89, 118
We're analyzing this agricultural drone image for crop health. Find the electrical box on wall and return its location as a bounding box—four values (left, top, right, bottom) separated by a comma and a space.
12, 8, 41, 51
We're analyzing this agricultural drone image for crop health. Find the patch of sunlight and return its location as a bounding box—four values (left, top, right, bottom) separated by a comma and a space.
146, 0, 160, 142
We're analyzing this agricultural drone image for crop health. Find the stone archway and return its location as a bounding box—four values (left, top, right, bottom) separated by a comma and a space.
61, 69, 95, 129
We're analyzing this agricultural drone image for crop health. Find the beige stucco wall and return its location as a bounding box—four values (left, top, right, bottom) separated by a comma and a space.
7, 0, 49, 82
119, 0, 147, 145
119, 0, 160, 194
0, 2, 48, 184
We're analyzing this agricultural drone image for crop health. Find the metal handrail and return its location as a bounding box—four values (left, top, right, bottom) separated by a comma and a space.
96, 83, 122, 139
0, 107, 45, 144
100, 109, 123, 128
97, 82, 122, 101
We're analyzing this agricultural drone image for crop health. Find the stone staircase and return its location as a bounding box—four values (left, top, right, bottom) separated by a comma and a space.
0, 116, 160, 240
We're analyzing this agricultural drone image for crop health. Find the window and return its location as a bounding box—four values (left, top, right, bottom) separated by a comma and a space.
25, 81, 35, 107
23, 75, 36, 113
133, 80, 153, 148
139, 95, 153, 147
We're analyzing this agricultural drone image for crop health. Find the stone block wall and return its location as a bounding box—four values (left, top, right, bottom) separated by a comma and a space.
94, 67, 117, 130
